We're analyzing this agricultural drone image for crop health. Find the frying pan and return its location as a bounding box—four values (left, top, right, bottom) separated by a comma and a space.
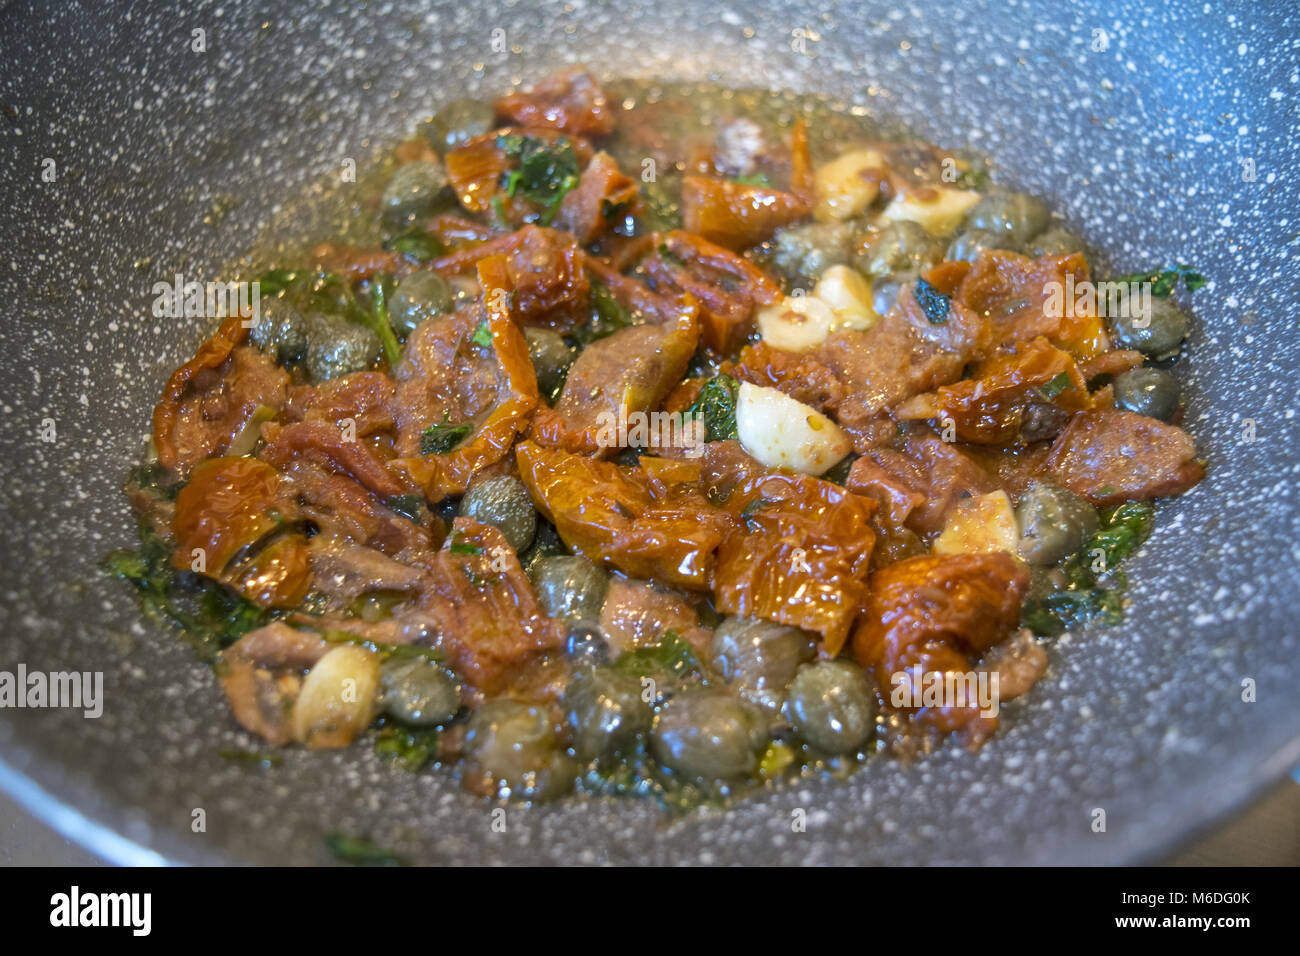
1, 0, 1297, 865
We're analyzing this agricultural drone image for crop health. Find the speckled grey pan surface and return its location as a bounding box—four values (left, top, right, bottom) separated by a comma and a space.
0, 0, 1297, 866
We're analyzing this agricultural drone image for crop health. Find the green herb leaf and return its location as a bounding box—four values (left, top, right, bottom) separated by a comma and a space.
1038, 371, 1073, 401
686, 374, 740, 443
385, 494, 424, 523
369, 276, 403, 366
102, 524, 275, 664
496, 133, 579, 224
374, 723, 440, 772
1021, 502, 1155, 637
219, 749, 284, 768
386, 227, 444, 263
914, 277, 950, 325
613, 629, 704, 684
574, 279, 635, 345
419, 411, 473, 455
323, 832, 408, 867
1105, 264, 1206, 298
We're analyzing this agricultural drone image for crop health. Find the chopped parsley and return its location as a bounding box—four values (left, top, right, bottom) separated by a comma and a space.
374, 722, 441, 772
1021, 502, 1156, 637
471, 320, 494, 349
102, 525, 275, 664
686, 374, 740, 443
613, 629, 705, 685
385, 494, 424, 523
386, 226, 444, 263
1038, 371, 1073, 401
419, 411, 473, 455
573, 279, 635, 345
497, 133, 580, 225
1105, 264, 1206, 298
323, 833, 408, 867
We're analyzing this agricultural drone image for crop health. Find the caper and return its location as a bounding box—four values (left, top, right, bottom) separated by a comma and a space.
382, 159, 450, 225
784, 660, 878, 754
521, 518, 565, 574
462, 699, 576, 800
304, 312, 381, 381
870, 271, 918, 317
423, 98, 495, 152
563, 666, 653, 761
1112, 367, 1180, 422
1102, 290, 1189, 361
945, 227, 1018, 263
530, 555, 609, 621
854, 221, 942, 278
524, 327, 574, 401
565, 619, 612, 668
650, 690, 769, 781
965, 191, 1051, 244
249, 295, 311, 365
710, 617, 815, 711
390, 270, 454, 335
770, 220, 856, 286
1026, 226, 1087, 259
1015, 481, 1100, 566
380, 656, 461, 726
458, 475, 537, 552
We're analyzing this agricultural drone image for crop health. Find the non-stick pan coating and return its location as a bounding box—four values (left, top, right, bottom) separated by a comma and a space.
0, 0, 1297, 864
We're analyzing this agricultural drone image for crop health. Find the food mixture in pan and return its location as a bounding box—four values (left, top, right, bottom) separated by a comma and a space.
109, 69, 1206, 807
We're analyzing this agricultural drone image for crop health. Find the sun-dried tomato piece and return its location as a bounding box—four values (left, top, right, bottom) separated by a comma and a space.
852, 552, 1029, 742
393, 254, 539, 501
955, 250, 1110, 359
516, 440, 736, 591
171, 456, 311, 608
640, 230, 781, 354
430, 225, 590, 331
553, 151, 639, 244
680, 118, 813, 251
153, 316, 254, 475
703, 443, 876, 655
894, 337, 1090, 444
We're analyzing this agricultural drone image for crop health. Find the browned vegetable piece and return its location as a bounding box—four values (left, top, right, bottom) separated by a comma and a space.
1042, 408, 1205, 507
516, 440, 736, 591
640, 230, 781, 354
393, 254, 540, 501
894, 336, 1090, 445
494, 67, 616, 138
852, 552, 1030, 743
530, 310, 699, 456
